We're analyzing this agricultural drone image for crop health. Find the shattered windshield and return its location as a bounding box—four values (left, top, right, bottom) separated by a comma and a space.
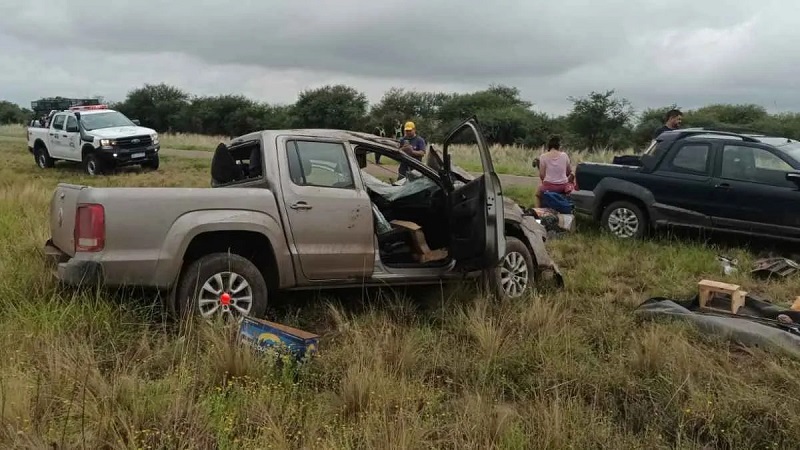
361, 170, 439, 202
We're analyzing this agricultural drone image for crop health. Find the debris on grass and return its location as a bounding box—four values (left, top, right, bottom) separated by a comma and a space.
238, 316, 320, 362
751, 257, 800, 280
635, 281, 800, 360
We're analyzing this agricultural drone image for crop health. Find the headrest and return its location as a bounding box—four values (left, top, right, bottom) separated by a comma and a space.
211, 142, 243, 185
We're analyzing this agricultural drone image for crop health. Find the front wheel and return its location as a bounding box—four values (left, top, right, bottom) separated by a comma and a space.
487, 236, 535, 301
175, 252, 268, 323
142, 154, 159, 170
83, 153, 105, 176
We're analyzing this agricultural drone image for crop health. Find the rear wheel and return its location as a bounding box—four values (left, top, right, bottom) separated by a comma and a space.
34, 146, 54, 169
601, 200, 647, 239
175, 252, 268, 323
488, 236, 535, 300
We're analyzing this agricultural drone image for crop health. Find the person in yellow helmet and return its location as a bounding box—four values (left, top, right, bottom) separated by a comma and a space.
397, 120, 426, 179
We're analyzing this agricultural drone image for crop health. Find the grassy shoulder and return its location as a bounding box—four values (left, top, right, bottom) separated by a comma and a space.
0, 124, 620, 177
2, 140, 800, 448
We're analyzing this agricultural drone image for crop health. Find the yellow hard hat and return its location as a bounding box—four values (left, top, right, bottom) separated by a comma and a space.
403, 121, 415, 131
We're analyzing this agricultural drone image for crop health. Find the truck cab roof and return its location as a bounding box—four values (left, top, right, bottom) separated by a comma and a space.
642, 128, 800, 172
231, 128, 403, 153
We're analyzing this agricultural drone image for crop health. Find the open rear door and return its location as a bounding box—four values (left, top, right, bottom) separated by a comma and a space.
443, 117, 505, 271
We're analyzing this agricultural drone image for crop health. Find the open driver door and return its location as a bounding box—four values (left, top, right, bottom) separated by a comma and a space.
441, 117, 505, 272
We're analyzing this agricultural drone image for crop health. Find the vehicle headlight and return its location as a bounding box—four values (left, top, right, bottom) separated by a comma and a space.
100, 139, 113, 147
150, 133, 159, 145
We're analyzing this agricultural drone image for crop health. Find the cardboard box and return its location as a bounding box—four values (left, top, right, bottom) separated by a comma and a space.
557, 214, 575, 232
390, 220, 448, 263
239, 316, 320, 359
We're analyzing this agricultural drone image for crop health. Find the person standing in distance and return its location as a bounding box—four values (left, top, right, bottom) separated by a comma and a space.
653, 109, 683, 139
397, 121, 426, 179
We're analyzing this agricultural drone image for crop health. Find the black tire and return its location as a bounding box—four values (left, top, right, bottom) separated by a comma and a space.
142, 154, 159, 170
175, 252, 268, 323
487, 236, 535, 301
83, 153, 105, 176
601, 200, 647, 239
34, 146, 54, 169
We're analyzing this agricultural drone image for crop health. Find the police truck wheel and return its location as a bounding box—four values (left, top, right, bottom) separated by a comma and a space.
84, 153, 104, 176
34, 146, 54, 169
142, 155, 159, 170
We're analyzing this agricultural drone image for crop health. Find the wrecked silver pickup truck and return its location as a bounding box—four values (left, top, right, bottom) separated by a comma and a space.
44, 117, 563, 321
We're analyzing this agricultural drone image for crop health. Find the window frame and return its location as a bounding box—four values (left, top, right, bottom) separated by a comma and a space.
51, 114, 66, 131
664, 142, 712, 176
286, 139, 357, 190
65, 115, 78, 132
718, 143, 797, 187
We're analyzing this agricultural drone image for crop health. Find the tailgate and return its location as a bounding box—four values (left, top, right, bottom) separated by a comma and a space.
49, 183, 88, 256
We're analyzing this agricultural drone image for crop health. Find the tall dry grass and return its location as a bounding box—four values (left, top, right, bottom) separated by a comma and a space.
1, 140, 800, 448
0, 123, 624, 177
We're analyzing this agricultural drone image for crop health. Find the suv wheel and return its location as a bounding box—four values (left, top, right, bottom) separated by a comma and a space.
175, 252, 268, 323
488, 236, 535, 300
601, 200, 646, 239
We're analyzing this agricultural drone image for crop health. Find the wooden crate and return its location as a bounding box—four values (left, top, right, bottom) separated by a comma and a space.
390, 220, 449, 263
698, 279, 747, 314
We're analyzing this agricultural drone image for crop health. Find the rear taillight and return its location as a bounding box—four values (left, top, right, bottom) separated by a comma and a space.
74, 204, 105, 252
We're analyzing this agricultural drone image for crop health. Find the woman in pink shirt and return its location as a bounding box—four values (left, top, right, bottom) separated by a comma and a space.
536, 135, 574, 206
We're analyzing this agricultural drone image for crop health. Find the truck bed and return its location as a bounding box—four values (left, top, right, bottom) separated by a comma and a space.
48, 183, 285, 288
575, 161, 644, 191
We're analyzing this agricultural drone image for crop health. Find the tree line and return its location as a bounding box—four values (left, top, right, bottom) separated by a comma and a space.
4, 83, 800, 151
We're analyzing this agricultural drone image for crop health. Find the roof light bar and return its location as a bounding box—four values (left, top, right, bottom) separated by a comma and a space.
69, 104, 108, 111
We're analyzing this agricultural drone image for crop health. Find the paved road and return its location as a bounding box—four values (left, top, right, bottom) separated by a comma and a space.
1, 135, 538, 189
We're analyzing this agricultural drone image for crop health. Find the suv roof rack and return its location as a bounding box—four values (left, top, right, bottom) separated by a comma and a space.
664, 128, 760, 143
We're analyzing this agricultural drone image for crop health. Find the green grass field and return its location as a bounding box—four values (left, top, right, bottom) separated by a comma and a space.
0, 123, 621, 177
2, 135, 800, 449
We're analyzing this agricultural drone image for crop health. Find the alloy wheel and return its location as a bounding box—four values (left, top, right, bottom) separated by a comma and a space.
500, 251, 529, 298
197, 271, 254, 322
607, 207, 639, 238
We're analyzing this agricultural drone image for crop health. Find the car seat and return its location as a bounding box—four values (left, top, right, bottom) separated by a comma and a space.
211, 142, 244, 185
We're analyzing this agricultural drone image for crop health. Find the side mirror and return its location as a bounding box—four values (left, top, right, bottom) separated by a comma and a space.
786, 172, 800, 188
132, 119, 141, 126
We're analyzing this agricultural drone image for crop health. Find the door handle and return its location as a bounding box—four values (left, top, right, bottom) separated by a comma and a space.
290, 202, 312, 210
61, 134, 68, 138
714, 183, 731, 189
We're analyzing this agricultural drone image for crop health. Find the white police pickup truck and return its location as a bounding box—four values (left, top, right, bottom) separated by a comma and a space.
27, 105, 160, 175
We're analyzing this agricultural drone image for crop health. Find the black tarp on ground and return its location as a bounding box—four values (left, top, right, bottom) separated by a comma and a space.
634, 294, 800, 359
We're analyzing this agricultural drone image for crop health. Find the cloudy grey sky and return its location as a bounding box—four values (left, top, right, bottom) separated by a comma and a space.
1, 0, 797, 116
